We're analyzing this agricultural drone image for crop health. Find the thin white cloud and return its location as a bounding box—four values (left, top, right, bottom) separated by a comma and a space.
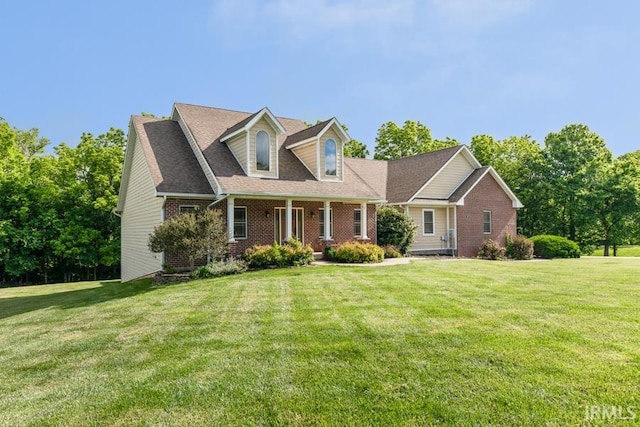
210, 0, 415, 49
430, 0, 534, 28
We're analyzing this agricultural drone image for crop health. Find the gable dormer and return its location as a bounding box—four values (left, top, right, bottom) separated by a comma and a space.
285, 118, 348, 182
220, 107, 285, 178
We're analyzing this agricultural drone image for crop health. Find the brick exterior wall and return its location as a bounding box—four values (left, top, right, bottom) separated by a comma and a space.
456, 173, 517, 257
162, 197, 377, 268
163, 199, 220, 268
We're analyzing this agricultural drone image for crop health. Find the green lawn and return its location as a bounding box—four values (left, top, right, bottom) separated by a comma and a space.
590, 245, 640, 257
1, 258, 639, 426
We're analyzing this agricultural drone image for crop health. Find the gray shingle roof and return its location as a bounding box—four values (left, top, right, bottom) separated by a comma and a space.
218, 110, 260, 141
132, 116, 213, 195
346, 157, 388, 200
133, 103, 509, 206
385, 145, 463, 203
284, 118, 332, 148
448, 167, 490, 203
173, 103, 383, 200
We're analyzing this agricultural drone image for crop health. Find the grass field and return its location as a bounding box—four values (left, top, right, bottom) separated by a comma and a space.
1, 258, 639, 426
590, 245, 640, 257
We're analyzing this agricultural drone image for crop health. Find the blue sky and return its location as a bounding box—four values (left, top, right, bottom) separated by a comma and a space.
2, 0, 638, 156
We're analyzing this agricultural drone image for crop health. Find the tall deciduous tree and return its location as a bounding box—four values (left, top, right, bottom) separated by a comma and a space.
595, 151, 640, 255
470, 134, 543, 236
541, 124, 612, 250
344, 139, 369, 158
373, 120, 458, 160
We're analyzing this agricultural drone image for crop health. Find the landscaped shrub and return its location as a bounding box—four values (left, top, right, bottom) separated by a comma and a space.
382, 244, 403, 259
243, 239, 313, 268
279, 238, 314, 267
506, 235, 534, 260
324, 245, 337, 261
243, 244, 282, 268
333, 241, 384, 264
148, 208, 227, 268
190, 259, 248, 280
478, 239, 506, 260
530, 235, 581, 259
377, 206, 417, 254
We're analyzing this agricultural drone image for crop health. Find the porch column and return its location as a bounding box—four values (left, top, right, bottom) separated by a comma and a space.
323, 200, 332, 241
446, 207, 450, 249
227, 196, 235, 242
360, 202, 368, 239
285, 199, 293, 241
453, 206, 458, 253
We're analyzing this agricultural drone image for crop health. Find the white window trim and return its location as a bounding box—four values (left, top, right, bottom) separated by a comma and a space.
483, 210, 492, 234
234, 206, 248, 240
255, 130, 270, 172
179, 205, 197, 214
319, 208, 334, 238
354, 209, 362, 237
422, 209, 435, 236
324, 138, 337, 177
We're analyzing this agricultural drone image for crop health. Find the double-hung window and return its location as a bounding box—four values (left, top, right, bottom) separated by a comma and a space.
354, 209, 362, 236
423, 209, 435, 235
319, 208, 333, 238
234, 207, 247, 239
483, 210, 492, 234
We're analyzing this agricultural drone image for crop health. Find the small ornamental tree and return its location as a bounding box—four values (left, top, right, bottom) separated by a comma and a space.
148, 209, 228, 268
376, 206, 417, 254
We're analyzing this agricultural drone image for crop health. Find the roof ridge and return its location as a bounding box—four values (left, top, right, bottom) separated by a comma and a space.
387, 144, 463, 163
173, 102, 304, 123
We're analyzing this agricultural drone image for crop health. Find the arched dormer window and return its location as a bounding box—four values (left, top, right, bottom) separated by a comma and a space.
256, 130, 270, 171
325, 139, 337, 176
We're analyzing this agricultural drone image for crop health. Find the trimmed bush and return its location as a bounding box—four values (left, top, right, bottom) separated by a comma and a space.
478, 239, 506, 260
279, 238, 314, 266
333, 241, 384, 264
191, 259, 247, 280
506, 235, 534, 260
243, 239, 314, 268
324, 246, 337, 261
377, 206, 417, 254
530, 235, 581, 259
382, 244, 403, 259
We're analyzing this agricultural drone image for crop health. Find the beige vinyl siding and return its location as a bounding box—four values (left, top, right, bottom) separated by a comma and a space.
292, 143, 318, 178
416, 153, 474, 199
407, 206, 449, 250
248, 117, 278, 178
319, 127, 343, 181
226, 133, 248, 173
121, 137, 164, 282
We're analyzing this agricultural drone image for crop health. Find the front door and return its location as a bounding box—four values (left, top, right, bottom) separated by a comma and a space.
274, 207, 304, 244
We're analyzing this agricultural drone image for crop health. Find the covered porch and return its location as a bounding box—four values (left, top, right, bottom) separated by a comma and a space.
223, 195, 377, 256
403, 202, 458, 256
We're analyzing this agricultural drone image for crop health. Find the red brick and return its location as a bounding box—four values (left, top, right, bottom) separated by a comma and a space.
456, 173, 517, 257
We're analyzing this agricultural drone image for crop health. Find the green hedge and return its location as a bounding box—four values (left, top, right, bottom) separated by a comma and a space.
243, 239, 314, 268
333, 241, 384, 264
506, 235, 534, 260
530, 235, 580, 259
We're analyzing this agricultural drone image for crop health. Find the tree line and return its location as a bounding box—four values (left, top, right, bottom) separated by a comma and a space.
1, 116, 637, 285
357, 120, 640, 255
0, 118, 124, 285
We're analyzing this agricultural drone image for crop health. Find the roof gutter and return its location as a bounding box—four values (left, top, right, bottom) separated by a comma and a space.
207, 194, 228, 208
